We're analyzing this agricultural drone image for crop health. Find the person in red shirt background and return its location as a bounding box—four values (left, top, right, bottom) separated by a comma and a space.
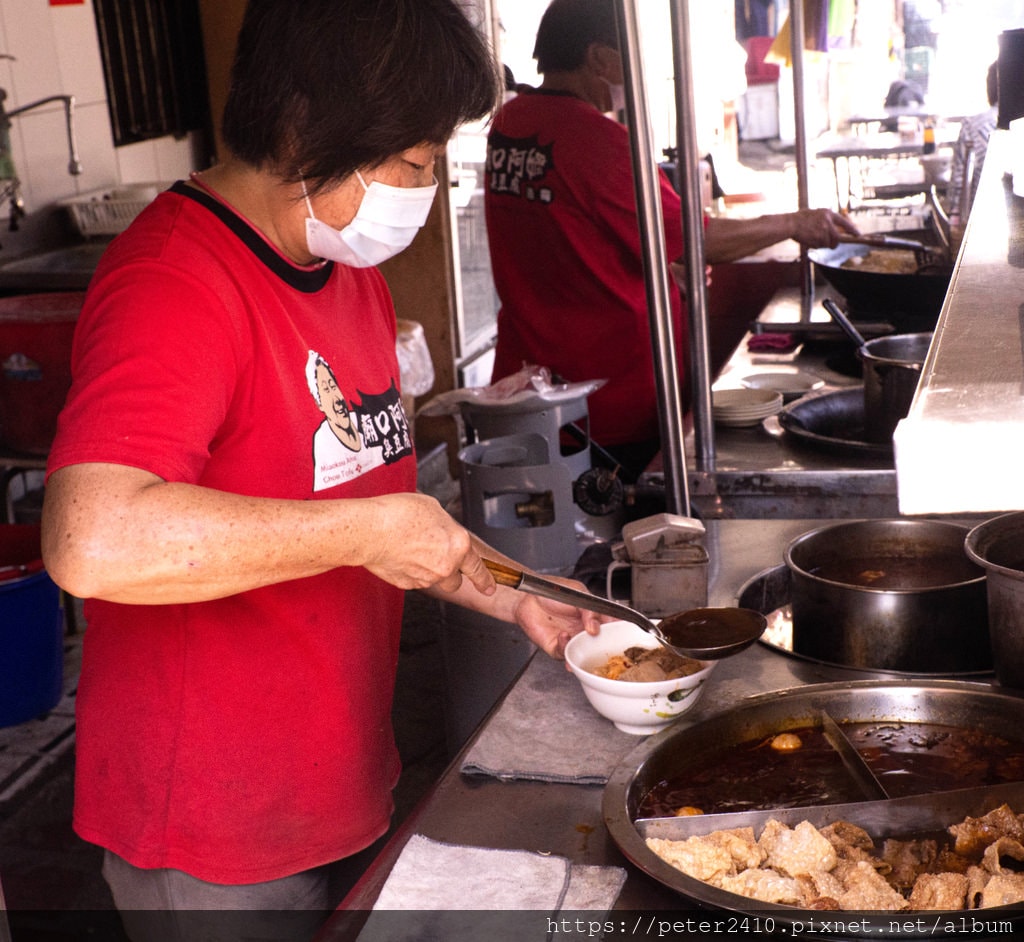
486, 0, 858, 479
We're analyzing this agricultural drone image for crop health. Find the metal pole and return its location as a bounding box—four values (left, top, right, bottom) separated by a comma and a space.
0, 874, 12, 942
789, 0, 815, 320
670, 0, 715, 474
614, 0, 690, 516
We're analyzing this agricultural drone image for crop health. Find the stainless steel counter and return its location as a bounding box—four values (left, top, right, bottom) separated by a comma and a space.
319, 517, 949, 934
895, 132, 1024, 514
643, 288, 902, 519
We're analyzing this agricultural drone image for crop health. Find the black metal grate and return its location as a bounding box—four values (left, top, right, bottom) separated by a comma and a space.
92, 0, 211, 148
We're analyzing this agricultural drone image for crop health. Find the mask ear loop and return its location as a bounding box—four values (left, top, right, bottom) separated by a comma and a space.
299, 176, 317, 220
302, 172, 370, 218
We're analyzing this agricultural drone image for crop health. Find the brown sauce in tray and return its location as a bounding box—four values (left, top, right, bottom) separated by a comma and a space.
637, 722, 1024, 818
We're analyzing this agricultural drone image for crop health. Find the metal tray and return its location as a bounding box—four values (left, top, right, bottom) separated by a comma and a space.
603, 681, 1024, 938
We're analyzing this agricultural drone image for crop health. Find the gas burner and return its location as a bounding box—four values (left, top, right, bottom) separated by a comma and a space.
573, 466, 625, 516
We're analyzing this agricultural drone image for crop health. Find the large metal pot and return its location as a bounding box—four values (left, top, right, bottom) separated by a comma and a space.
966, 512, 1024, 690
809, 243, 951, 332
785, 519, 990, 673
859, 332, 932, 442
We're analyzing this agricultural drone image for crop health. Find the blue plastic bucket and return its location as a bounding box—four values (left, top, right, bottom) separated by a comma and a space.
0, 524, 63, 727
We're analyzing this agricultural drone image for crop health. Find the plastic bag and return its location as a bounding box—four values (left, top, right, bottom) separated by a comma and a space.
418, 364, 605, 417
395, 319, 435, 397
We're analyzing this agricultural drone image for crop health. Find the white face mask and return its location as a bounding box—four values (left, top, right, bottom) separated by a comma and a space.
606, 81, 626, 116
302, 171, 438, 268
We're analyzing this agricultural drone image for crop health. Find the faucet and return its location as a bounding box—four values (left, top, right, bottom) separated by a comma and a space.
6, 93, 83, 177
0, 62, 84, 232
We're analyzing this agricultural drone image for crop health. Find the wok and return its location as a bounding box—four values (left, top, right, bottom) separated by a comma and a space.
777, 386, 892, 456
810, 243, 952, 332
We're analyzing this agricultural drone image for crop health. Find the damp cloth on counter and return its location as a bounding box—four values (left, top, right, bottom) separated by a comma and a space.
356, 834, 626, 940
460, 652, 641, 784
747, 331, 798, 352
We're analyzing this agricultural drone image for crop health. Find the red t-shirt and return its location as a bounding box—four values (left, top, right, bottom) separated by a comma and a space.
485, 88, 687, 447
46, 182, 417, 884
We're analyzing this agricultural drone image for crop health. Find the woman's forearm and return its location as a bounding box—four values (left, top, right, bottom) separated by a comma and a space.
42, 462, 484, 605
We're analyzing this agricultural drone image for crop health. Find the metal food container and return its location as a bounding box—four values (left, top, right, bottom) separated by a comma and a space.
966, 512, 1024, 689
784, 519, 989, 673
859, 332, 932, 443
603, 681, 1024, 938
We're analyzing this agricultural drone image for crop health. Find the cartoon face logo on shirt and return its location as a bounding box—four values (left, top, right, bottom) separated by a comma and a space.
487, 130, 555, 204
311, 356, 361, 452
305, 350, 413, 493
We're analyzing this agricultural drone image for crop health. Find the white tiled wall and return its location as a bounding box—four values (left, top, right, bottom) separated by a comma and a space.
0, 0, 196, 220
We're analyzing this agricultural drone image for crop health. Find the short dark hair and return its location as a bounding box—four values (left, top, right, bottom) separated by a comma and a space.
533, 0, 619, 74
222, 0, 500, 192
987, 60, 999, 107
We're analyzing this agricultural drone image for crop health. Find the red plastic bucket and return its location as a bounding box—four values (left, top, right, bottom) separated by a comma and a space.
0, 292, 84, 454
0, 524, 63, 727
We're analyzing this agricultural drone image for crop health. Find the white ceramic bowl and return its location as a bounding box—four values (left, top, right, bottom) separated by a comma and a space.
564, 621, 716, 735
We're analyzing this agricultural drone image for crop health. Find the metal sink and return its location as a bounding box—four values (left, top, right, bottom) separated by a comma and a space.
0, 241, 110, 292
0, 241, 110, 274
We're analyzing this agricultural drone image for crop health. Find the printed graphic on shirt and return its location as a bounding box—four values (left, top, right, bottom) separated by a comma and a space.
306, 350, 413, 492
486, 130, 555, 204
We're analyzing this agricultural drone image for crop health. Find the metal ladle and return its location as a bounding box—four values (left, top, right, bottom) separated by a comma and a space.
482, 558, 766, 660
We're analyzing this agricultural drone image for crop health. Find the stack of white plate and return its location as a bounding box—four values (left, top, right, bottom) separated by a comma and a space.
711, 388, 784, 427
741, 369, 824, 402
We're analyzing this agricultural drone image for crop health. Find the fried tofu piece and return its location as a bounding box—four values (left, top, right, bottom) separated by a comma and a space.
949, 804, 1024, 858
907, 872, 969, 911
831, 855, 888, 889
822, 820, 875, 854
646, 836, 732, 883
805, 896, 842, 910
882, 837, 939, 889
796, 869, 847, 909
979, 873, 1024, 908
713, 826, 765, 871
935, 845, 974, 875
836, 860, 909, 912
965, 866, 990, 910
981, 837, 1024, 874
760, 819, 838, 878
646, 827, 761, 884
718, 868, 802, 904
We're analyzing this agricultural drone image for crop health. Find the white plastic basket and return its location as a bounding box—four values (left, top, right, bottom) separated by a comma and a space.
59, 183, 165, 237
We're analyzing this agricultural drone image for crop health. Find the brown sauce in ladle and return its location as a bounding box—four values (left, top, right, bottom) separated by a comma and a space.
481, 558, 766, 660
656, 607, 767, 660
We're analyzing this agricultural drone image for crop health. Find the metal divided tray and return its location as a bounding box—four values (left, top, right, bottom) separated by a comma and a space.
603, 681, 1024, 938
